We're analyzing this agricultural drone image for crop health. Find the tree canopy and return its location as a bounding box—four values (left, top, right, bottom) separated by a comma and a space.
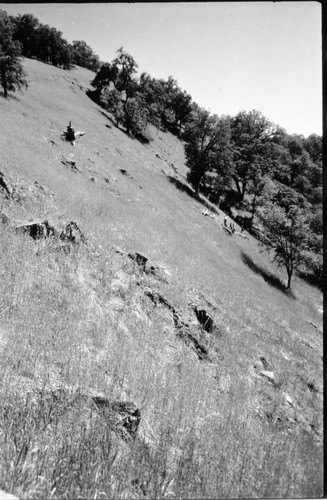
260, 190, 310, 289
0, 10, 28, 98
184, 107, 231, 194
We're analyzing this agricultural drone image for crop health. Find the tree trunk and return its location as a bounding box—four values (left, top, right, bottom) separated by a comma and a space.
286, 270, 292, 290
233, 177, 243, 199
250, 193, 257, 226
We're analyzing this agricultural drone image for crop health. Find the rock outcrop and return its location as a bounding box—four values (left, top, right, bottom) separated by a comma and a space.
143, 285, 212, 361
60, 221, 86, 244
36, 388, 141, 440
16, 219, 58, 239
128, 252, 169, 282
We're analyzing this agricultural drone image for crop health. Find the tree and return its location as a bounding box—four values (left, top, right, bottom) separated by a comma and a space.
10, 13, 39, 58
260, 191, 310, 289
137, 72, 166, 128
121, 93, 149, 136
161, 76, 193, 134
91, 62, 119, 96
101, 88, 124, 126
0, 10, 28, 98
71, 40, 100, 72
111, 46, 138, 98
230, 110, 273, 199
247, 172, 269, 225
184, 107, 231, 194
304, 134, 322, 166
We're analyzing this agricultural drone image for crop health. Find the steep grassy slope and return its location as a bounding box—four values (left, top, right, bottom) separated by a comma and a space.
0, 59, 323, 499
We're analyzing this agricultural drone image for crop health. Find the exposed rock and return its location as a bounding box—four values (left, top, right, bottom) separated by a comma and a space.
16, 219, 58, 239
92, 397, 141, 438
143, 285, 211, 361
119, 168, 133, 178
128, 252, 168, 282
60, 156, 81, 172
0, 171, 11, 196
36, 388, 141, 439
60, 221, 86, 244
176, 326, 210, 361
259, 370, 275, 384
0, 211, 10, 224
193, 307, 215, 333
129, 252, 148, 270
143, 287, 175, 312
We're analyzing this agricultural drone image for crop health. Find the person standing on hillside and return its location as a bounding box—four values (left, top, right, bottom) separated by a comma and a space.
63, 121, 85, 146
66, 121, 76, 144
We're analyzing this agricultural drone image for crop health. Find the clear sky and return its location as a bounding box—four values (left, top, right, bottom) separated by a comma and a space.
1, 2, 322, 137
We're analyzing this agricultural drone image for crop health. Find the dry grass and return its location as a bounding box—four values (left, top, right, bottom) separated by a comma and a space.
0, 58, 323, 498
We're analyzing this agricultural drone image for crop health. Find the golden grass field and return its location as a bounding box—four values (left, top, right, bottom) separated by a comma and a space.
0, 58, 323, 499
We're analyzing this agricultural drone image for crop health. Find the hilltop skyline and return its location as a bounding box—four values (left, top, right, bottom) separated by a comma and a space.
1, 2, 322, 137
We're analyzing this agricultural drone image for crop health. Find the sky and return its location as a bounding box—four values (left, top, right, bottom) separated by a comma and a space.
1, 2, 322, 137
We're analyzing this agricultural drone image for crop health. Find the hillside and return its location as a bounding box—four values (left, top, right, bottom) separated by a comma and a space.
0, 58, 323, 499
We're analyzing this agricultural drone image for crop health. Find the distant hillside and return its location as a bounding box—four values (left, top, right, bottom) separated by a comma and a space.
0, 58, 322, 499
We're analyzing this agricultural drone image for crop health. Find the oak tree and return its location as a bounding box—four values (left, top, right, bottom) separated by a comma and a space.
260, 188, 310, 289
0, 10, 28, 98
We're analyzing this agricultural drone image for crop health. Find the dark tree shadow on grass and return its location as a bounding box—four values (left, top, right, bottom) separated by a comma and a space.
166, 175, 220, 214
240, 251, 295, 298
0, 91, 20, 101
297, 269, 323, 291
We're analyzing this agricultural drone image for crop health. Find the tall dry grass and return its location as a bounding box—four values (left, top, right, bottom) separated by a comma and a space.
0, 224, 322, 499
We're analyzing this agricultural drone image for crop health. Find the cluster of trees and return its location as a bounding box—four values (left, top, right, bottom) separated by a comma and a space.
0, 8, 322, 289
5, 11, 101, 71
182, 107, 322, 288
90, 47, 193, 140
